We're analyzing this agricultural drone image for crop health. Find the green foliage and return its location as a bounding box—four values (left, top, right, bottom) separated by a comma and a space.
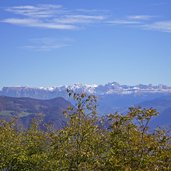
0, 91, 170, 171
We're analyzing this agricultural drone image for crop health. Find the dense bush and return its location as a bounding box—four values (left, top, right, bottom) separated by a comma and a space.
0, 92, 170, 171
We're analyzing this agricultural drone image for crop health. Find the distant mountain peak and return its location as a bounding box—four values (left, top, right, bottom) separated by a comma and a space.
1, 82, 171, 99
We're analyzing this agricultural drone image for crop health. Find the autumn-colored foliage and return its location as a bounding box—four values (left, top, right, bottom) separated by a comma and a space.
0, 91, 170, 170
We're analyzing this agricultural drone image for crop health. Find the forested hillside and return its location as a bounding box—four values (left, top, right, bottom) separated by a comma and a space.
0, 96, 70, 129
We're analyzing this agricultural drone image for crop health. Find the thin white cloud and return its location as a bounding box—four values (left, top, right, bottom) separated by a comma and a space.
108, 15, 171, 33
23, 37, 74, 51
142, 21, 171, 32
108, 19, 140, 25
53, 15, 106, 24
6, 5, 63, 18
2, 5, 171, 34
1, 4, 108, 30
2, 18, 77, 30
107, 15, 149, 26
127, 15, 154, 20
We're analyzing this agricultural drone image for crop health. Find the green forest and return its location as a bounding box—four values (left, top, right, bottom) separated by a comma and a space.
0, 92, 171, 171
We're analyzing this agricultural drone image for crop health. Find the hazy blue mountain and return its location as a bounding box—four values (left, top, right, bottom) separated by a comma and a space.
97, 93, 164, 114
138, 95, 171, 128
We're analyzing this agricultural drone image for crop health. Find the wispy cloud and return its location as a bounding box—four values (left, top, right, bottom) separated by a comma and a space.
53, 15, 106, 24
6, 5, 63, 18
23, 37, 73, 51
143, 21, 171, 32
108, 15, 171, 33
127, 15, 154, 20
108, 20, 140, 25
2, 18, 77, 30
108, 15, 154, 25
2, 5, 171, 34
1, 4, 108, 30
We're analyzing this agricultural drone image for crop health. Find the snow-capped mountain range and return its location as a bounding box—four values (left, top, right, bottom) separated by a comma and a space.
1, 82, 171, 98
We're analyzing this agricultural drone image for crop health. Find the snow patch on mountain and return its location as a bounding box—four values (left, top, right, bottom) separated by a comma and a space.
1, 82, 171, 98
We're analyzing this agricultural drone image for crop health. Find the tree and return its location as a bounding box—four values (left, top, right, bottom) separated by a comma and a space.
50, 91, 108, 170
105, 107, 171, 171
0, 91, 170, 171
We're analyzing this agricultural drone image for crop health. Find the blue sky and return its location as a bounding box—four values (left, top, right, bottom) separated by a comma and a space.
0, 0, 171, 87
